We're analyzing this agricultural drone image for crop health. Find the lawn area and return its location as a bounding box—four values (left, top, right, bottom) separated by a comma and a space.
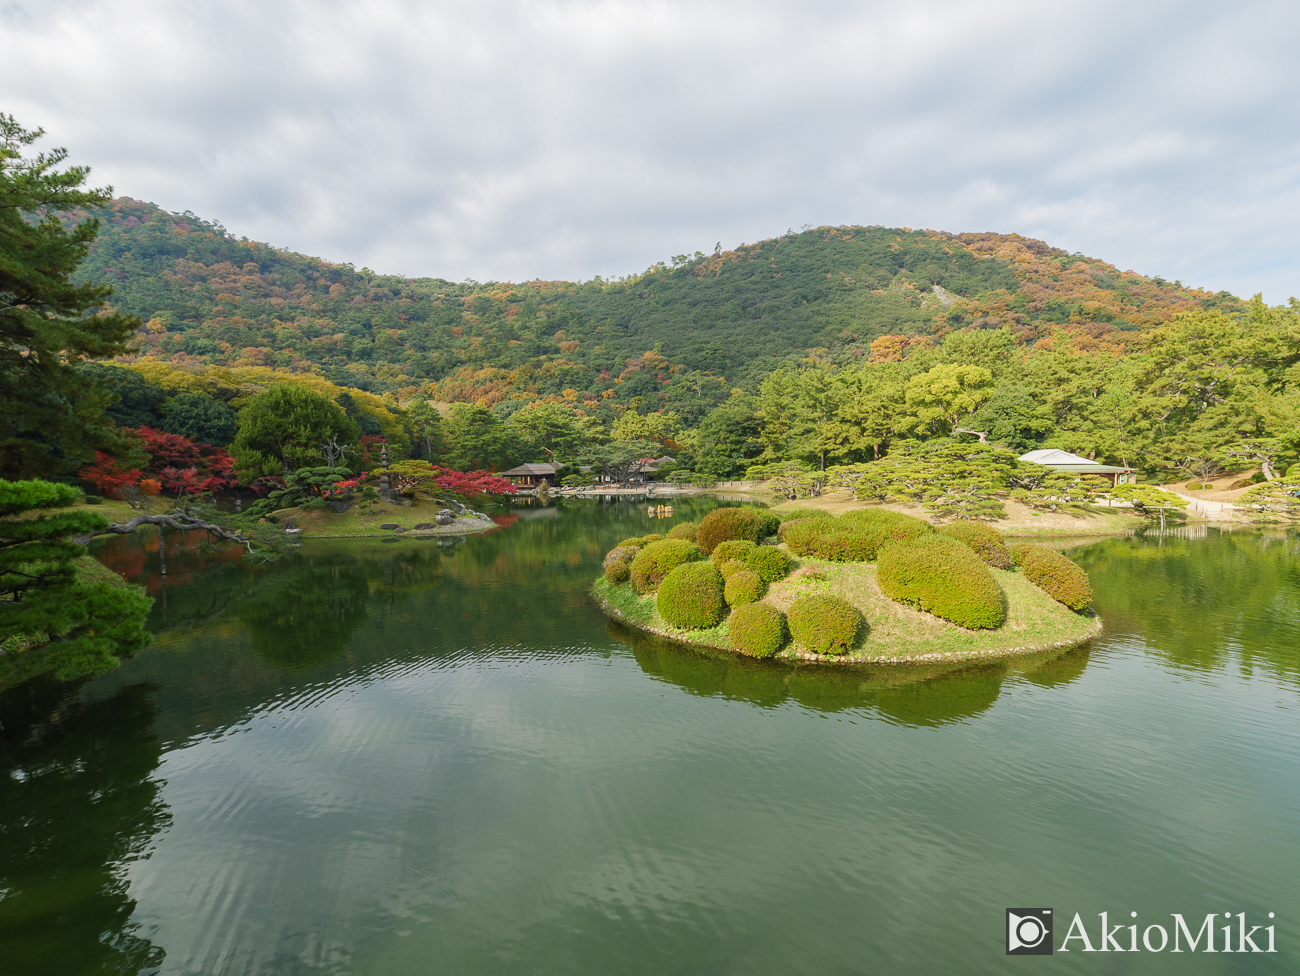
594, 550, 1100, 664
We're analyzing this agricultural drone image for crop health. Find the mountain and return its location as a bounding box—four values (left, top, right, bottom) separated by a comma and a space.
76, 197, 1240, 403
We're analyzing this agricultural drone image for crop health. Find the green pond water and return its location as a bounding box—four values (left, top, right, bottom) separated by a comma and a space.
2, 500, 1298, 975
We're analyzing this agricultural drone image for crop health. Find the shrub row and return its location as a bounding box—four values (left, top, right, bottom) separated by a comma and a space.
630, 539, 703, 594
787, 594, 862, 654
1009, 544, 1093, 611
782, 510, 933, 563
658, 561, 726, 629
939, 520, 1012, 569
775, 507, 835, 524
876, 535, 1006, 629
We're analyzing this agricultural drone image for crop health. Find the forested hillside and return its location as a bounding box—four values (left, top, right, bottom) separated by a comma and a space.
36, 195, 1295, 496
77, 197, 1238, 404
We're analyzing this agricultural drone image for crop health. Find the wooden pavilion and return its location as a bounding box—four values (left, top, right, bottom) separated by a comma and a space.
1018, 449, 1135, 487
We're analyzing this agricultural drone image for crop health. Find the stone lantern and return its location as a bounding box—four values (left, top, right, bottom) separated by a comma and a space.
378, 443, 394, 499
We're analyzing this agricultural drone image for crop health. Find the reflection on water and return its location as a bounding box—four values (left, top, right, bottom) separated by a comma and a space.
1076, 528, 1300, 675
0, 677, 169, 974
0, 515, 1297, 975
623, 622, 1093, 725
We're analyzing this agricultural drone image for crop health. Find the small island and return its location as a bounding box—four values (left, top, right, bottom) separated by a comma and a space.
594, 506, 1100, 664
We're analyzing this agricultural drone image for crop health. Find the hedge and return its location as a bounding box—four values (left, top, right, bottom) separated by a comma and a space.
745, 546, 792, 584
876, 535, 1006, 629
630, 539, 703, 594
838, 509, 934, 544
1009, 543, 1093, 611
728, 603, 787, 658
724, 569, 764, 606
775, 507, 835, 523
657, 561, 726, 629
787, 595, 862, 654
695, 507, 766, 554
939, 520, 1012, 569
711, 539, 758, 567
667, 521, 698, 542
782, 510, 934, 563
604, 561, 630, 585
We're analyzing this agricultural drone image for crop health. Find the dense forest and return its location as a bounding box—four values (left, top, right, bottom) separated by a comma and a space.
76, 197, 1240, 404
53, 195, 1298, 491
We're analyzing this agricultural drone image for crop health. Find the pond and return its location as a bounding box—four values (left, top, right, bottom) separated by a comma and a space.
1, 502, 1298, 975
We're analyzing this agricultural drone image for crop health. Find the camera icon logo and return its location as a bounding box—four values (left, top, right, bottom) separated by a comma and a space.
1007, 908, 1053, 955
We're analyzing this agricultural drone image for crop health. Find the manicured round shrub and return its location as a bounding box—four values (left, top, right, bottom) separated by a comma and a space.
718, 558, 749, 580
604, 561, 631, 585
743, 507, 781, 539
630, 539, 703, 594
724, 568, 764, 606
695, 506, 768, 554
603, 545, 637, 570
616, 537, 649, 551
728, 602, 788, 658
657, 561, 726, 629
940, 520, 1012, 569
777, 517, 815, 543
711, 539, 758, 567
745, 546, 792, 584
1009, 543, 1092, 611
787, 594, 862, 655
877, 535, 1006, 629
667, 521, 698, 541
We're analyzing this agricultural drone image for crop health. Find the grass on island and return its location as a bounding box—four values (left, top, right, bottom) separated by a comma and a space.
765, 558, 1098, 662
766, 492, 1143, 539
594, 551, 1099, 664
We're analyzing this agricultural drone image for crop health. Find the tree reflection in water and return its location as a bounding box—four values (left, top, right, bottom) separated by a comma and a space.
619, 621, 1093, 726
0, 676, 169, 975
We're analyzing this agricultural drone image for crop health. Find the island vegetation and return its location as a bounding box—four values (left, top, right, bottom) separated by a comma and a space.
594, 506, 1099, 663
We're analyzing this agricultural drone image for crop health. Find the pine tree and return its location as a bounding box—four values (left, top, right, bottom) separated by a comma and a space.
0, 479, 152, 683
0, 114, 142, 479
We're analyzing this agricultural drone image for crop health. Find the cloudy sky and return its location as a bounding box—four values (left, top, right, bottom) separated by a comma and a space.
4, 0, 1299, 299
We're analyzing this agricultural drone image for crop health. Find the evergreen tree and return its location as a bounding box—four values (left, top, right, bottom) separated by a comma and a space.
230, 385, 360, 479
0, 115, 142, 479
0, 479, 152, 682
161, 392, 237, 445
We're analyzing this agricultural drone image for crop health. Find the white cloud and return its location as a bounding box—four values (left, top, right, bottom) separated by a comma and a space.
3, 0, 1299, 299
